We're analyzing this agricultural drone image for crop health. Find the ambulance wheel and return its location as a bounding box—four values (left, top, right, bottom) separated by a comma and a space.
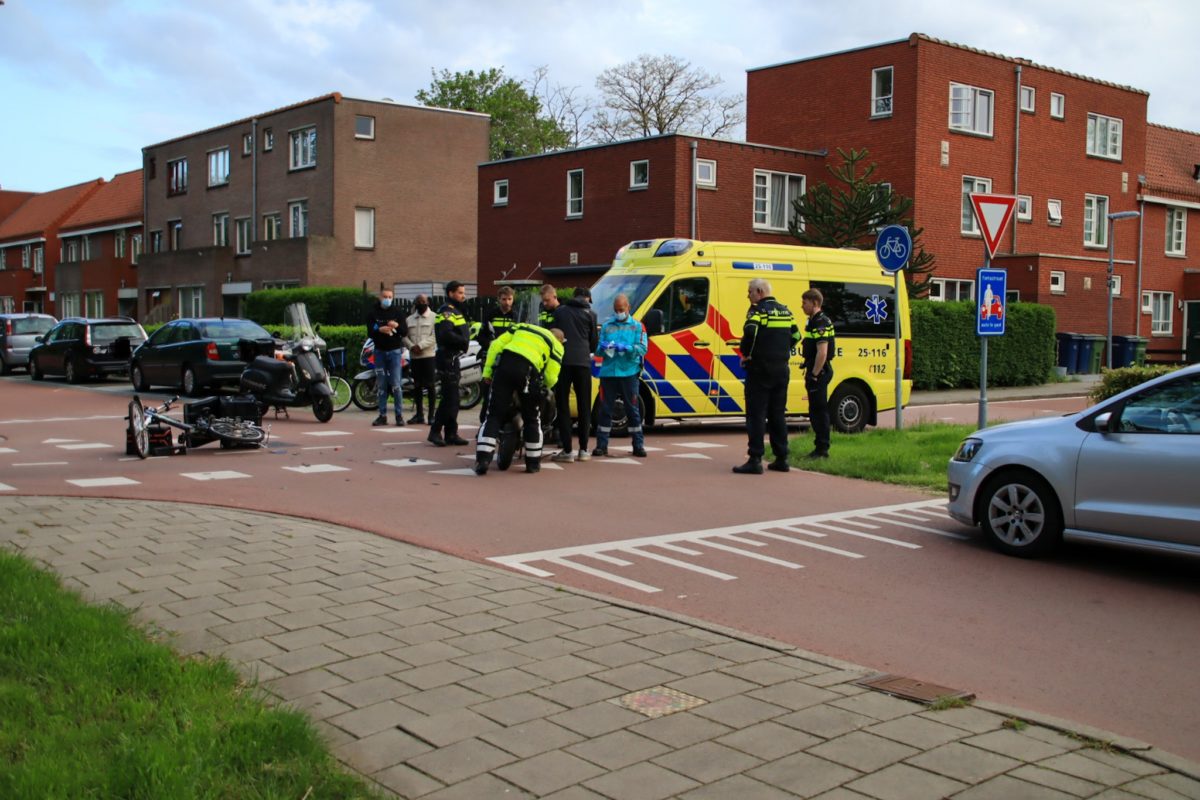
831, 383, 869, 434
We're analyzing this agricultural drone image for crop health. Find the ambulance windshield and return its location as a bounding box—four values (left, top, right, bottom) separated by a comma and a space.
588, 274, 663, 320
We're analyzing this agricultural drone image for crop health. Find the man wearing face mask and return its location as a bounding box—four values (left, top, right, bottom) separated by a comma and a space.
366, 287, 408, 426
402, 294, 437, 424
592, 293, 647, 458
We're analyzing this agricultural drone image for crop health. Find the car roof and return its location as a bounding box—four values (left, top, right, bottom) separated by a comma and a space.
0, 312, 56, 319
57, 316, 139, 324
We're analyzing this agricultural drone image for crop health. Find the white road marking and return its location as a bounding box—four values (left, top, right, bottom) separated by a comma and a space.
609, 445, 665, 453
12, 461, 68, 467
544, 557, 661, 593
67, 477, 140, 487
0, 447, 18, 454
777, 525, 827, 538
596, 457, 641, 465
181, 471, 251, 481
864, 513, 969, 540
702, 537, 804, 568
300, 445, 342, 451
674, 441, 727, 449
804, 520, 922, 548
282, 464, 350, 474
44, 438, 80, 443
0, 415, 124, 426
666, 453, 712, 460
429, 468, 477, 476
587, 553, 633, 566
625, 547, 737, 580
376, 459, 439, 468
382, 440, 422, 447
835, 518, 881, 529
302, 430, 353, 437
0, 482, 14, 491
752, 530, 863, 559
56, 443, 112, 450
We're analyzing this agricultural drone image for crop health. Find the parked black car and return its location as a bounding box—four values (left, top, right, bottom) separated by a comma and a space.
28, 317, 147, 383
0, 313, 57, 374
130, 317, 276, 396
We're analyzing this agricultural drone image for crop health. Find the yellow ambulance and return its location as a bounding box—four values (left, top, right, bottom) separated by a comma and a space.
586, 238, 912, 433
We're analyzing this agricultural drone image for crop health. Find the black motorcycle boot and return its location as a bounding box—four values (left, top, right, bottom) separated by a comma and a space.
473, 453, 491, 475
732, 457, 764, 475
372, 415, 387, 426
767, 458, 791, 472
525, 458, 541, 474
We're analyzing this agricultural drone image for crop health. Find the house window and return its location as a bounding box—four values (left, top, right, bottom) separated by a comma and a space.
167, 158, 188, 195
1050, 92, 1065, 119
1016, 195, 1032, 221
1047, 199, 1063, 226
566, 169, 583, 217
354, 207, 375, 249
1147, 291, 1173, 334
169, 220, 182, 251
115, 231, 126, 258
60, 293, 81, 318
290, 126, 317, 170
66, 240, 79, 262
235, 217, 252, 255
753, 170, 806, 232
21, 246, 29, 269
288, 200, 308, 237
263, 128, 274, 151
355, 115, 375, 139
949, 82, 994, 136
179, 287, 204, 317
1019, 86, 1035, 113
929, 278, 975, 302
696, 159, 716, 187
242, 133, 253, 156
261, 280, 301, 290
80, 236, 91, 261
207, 147, 230, 187
870, 183, 892, 231
85, 291, 104, 318
1166, 207, 1187, 255
1086, 113, 1122, 160
263, 213, 282, 241
961, 176, 993, 234
33, 246, 42, 273
1083, 194, 1109, 247
630, 160, 649, 189
1109, 274, 1122, 296
213, 213, 230, 247
871, 66, 893, 117
0, 248, 5, 271
0, 297, 13, 313
131, 234, 142, 264
1050, 270, 1065, 293
150, 231, 163, 253
493, 180, 509, 206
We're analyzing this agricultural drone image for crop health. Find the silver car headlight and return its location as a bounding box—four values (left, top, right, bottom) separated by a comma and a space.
953, 437, 983, 463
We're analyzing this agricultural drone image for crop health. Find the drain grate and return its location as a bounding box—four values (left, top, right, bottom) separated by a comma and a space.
855, 673, 975, 704
612, 686, 707, 718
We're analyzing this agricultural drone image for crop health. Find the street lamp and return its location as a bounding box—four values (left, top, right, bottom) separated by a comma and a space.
1106, 210, 1141, 369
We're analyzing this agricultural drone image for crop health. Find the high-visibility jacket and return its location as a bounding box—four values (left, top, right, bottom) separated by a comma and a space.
434, 302, 470, 371
740, 296, 799, 375
484, 323, 563, 389
478, 307, 517, 364
802, 310, 836, 377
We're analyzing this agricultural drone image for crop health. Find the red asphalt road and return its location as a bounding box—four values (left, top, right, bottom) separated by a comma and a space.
2, 377, 1197, 762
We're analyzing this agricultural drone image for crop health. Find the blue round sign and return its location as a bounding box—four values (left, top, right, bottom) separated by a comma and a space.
875, 225, 912, 273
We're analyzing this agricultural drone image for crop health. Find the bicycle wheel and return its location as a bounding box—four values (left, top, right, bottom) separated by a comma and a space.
128, 397, 149, 459
329, 376, 352, 412
209, 419, 266, 446
351, 377, 378, 411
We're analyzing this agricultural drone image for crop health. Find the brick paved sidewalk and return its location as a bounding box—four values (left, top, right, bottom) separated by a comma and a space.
2, 496, 1197, 800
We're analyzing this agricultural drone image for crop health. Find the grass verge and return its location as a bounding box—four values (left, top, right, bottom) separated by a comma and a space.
0, 550, 384, 799
788, 421, 978, 492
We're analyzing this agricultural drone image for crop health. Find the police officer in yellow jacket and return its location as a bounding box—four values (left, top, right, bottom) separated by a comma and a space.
474, 323, 565, 475
734, 278, 800, 474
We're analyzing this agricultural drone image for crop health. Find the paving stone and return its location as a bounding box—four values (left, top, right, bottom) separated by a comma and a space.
717, 720, 822, 760
963, 727, 1073, 762
333, 727, 431, 774
420, 773, 532, 800
510, 636, 588, 660
439, 611, 510, 635
565, 729, 671, 770
845, 762, 967, 800
494, 750, 608, 796
540, 787, 609, 800
326, 632, 400, 658
1087, 790, 1151, 800
907, 740, 1021, 783
666, 670, 760, 702
444, 629, 525, 655
917, 706, 1004, 734
1009, 765, 1105, 797
690, 695, 788, 728
551, 608, 627, 630
405, 737, 517, 784
583, 761, 700, 800
218, 638, 287, 664
805, 668, 871, 687
561, 623, 638, 647
329, 699, 408, 738
521, 653, 604, 683
652, 740, 763, 783
499, 617, 576, 643
451, 649, 536, 675
748, 751, 863, 797
265, 643, 347, 674
809, 730, 920, 772
951, 774, 1076, 799
612, 616, 686, 636
577, 641, 658, 668
326, 675, 414, 709
1144, 773, 1200, 798
386, 620, 460, 645
398, 707, 503, 747
161, 594, 231, 617
830, 691, 925, 721
865, 715, 967, 750
477, 588, 545, 606
287, 690, 354, 721
678, 774, 801, 800
592, 663, 683, 691
474, 692, 571, 726
1039, 752, 1142, 786
482, 719, 585, 758
492, 601, 561, 623
1077, 747, 1169, 778
808, 789, 876, 800
327, 652, 406, 682
721, 658, 819, 686
371, 763, 444, 799
460, 667, 550, 699
269, 608, 343, 631
550, 700, 646, 737
747, 678, 843, 711
533, 675, 623, 708
632, 711, 734, 748
647, 650, 735, 676
326, 600, 394, 621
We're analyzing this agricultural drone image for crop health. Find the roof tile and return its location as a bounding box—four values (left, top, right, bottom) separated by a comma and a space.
60, 169, 143, 231
1144, 124, 1200, 201
0, 179, 104, 242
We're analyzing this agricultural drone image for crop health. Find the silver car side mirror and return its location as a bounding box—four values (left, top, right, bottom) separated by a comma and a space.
1094, 411, 1113, 432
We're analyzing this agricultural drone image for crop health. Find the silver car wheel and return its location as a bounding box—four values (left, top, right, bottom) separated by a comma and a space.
987, 482, 1047, 546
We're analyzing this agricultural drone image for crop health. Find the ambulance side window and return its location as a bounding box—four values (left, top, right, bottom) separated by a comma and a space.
651, 278, 709, 333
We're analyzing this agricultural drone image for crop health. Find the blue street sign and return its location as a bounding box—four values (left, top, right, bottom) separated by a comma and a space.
875, 225, 911, 273
976, 268, 1007, 336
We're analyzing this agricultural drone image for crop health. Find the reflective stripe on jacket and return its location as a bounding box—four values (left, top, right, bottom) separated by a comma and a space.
434, 303, 470, 370
484, 323, 564, 389
741, 296, 799, 373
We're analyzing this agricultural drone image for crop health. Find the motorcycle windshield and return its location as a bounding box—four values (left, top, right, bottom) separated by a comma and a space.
282, 303, 325, 349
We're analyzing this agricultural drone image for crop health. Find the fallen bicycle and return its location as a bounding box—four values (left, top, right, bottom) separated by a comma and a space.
125, 395, 268, 458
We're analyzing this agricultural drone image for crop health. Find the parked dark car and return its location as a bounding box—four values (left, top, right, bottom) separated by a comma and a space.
0, 313, 57, 374
28, 317, 147, 383
130, 317, 276, 395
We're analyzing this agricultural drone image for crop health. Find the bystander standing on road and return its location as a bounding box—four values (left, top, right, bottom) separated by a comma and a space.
552, 287, 599, 463
592, 293, 647, 459
366, 288, 407, 427
801, 287, 836, 459
402, 294, 436, 425
734, 278, 799, 474
477, 286, 517, 431
428, 281, 470, 447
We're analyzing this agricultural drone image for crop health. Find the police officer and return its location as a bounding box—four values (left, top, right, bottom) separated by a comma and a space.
477, 286, 518, 430
801, 287, 835, 459
428, 280, 471, 447
538, 284, 559, 327
474, 323, 564, 475
734, 278, 799, 475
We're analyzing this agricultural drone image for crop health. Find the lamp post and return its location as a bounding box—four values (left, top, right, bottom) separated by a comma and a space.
1106, 210, 1140, 369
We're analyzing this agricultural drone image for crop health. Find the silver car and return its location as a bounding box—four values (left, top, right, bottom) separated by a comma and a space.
0, 313, 57, 374
948, 363, 1200, 558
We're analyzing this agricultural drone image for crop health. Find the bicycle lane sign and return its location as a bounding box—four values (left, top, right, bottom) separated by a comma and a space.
875, 225, 911, 273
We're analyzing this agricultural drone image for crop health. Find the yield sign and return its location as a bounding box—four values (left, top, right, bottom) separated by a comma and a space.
970, 193, 1017, 258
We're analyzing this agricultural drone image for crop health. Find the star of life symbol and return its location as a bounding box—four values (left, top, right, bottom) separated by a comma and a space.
866, 294, 888, 324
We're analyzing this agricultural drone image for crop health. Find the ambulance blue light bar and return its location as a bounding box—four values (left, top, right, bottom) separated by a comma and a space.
653, 239, 693, 258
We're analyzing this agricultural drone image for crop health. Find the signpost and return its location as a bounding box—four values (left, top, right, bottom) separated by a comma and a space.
969, 194, 1017, 429
875, 224, 911, 429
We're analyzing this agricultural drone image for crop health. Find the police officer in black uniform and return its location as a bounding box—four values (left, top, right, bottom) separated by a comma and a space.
428, 280, 471, 447
801, 287, 835, 459
734, 278, 800, 475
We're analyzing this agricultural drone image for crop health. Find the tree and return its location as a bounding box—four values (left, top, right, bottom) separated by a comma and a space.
415, 68, 571, 160
789, 148, 936, 297
529, 66, 592, 150
587, 54, 744, 143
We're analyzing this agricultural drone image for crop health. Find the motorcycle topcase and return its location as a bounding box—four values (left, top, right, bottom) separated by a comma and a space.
184, 395, 264, 426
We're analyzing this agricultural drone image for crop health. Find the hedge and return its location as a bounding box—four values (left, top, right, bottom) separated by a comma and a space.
910, 300, 1057, 390
1088, 364, 1181, 403
242, 287, 374, 326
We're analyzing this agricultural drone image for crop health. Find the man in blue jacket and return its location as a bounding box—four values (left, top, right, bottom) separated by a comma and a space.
592, 293, 648, 458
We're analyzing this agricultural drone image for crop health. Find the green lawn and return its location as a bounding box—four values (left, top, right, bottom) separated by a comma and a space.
0, 550, 385, 800
788, 421, 977, 491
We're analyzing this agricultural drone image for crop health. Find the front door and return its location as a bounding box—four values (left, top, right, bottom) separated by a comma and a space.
1186, 302, 1200, 364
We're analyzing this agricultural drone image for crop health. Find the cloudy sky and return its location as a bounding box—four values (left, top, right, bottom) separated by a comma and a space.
2, 0, 1196, 192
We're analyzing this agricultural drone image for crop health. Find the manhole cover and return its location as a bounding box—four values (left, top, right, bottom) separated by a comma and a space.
856, 674, 974, 704
612, 686, 706, 718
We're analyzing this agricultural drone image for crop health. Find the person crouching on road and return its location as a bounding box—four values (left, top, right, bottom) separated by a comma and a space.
366, 287, 408, 427
552, 287, 599, 463
402, 294, 437, 424
592, 294, 647, 458
734, 278, 799, 474
474, 324, 565, 475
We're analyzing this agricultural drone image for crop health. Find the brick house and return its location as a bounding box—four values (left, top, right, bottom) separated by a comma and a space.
138, 93, 489, 320
55, 169, 143, 319
0, 180, 104, 315
477, 133, 826, 289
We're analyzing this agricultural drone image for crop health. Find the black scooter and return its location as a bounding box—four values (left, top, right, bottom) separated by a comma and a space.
238, 302, 336, 423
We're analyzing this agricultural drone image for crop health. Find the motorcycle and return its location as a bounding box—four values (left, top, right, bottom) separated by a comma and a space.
494, 382, 558, 471
350, 337, 483, 412
238, 302, 337, 423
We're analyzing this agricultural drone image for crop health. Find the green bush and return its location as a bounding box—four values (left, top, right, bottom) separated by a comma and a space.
910, 300, 1056, 390
1088, 365, 1181, 403
243, 287, 374, 326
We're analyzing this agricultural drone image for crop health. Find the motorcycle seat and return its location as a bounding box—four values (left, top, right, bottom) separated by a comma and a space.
250, 355, 293, 377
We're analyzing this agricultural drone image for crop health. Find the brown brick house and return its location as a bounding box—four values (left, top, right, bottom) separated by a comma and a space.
56, 169, 143, 319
